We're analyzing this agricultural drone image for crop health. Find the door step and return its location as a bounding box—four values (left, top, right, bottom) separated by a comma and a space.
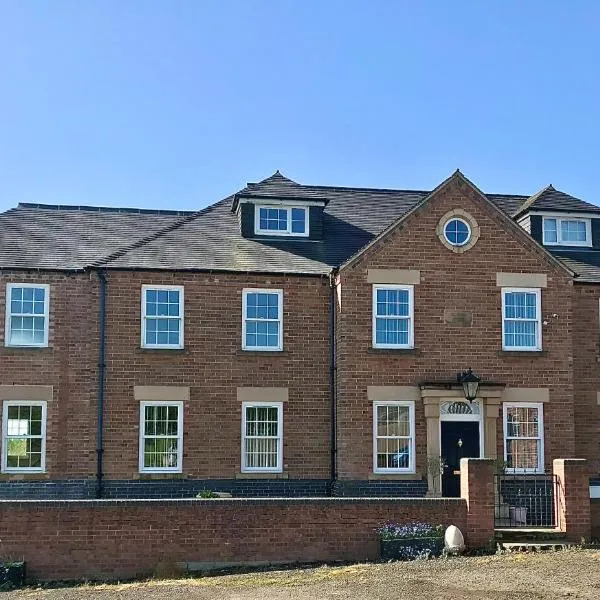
498, 541, 574, 552
495, 528, 571, 551
495, 528, 566, 543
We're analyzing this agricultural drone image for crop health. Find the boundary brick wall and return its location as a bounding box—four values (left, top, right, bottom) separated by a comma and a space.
0, 458, 589, 582
0, 497, 466, 581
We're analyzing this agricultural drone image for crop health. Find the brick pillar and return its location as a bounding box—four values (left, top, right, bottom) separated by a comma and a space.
553, 458, 591, 542
460, 458, 495, 549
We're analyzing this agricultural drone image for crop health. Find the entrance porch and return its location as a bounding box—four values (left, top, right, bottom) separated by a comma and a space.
421, 384, 503, 497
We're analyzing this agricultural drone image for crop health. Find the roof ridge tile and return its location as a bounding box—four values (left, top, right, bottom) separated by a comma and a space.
16, 202, 193, 216
511, 185, 554, 217
248, 171, 299, 188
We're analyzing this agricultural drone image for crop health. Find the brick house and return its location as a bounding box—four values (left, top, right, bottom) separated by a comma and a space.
0, 169, 599, 501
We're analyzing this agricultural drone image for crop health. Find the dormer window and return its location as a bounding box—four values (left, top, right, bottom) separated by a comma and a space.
542, 216, 591, 247
254, 205, 309, 237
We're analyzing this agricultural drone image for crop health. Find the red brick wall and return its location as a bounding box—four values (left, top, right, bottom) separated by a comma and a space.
0, 270, 331, 485
572, 285, 600, 476
553, 459, 591, 542
460, 458, 495, 548
2, 180, 598, 490
0, 498, 467, 581
336, 176, 575, 479
0, 271, 98, 482
103, 271, 331, 480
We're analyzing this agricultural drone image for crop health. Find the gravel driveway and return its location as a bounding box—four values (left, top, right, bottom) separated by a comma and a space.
7, 550, 600, 600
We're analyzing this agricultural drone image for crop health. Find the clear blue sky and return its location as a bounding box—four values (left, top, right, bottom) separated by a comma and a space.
2, 1, 600, 212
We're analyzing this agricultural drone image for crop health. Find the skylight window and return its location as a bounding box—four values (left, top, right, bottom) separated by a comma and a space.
254, 205, 309, 237
542, 217, 591, 246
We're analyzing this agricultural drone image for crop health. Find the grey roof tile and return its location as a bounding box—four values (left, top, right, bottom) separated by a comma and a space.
547, 249, 600, 283
235, 171, 330, 203
1, 171, 599, 280
102, 184, 430, 273
513, 185, 600, 216
0, 204, 187, 270
99, 175, 528, 274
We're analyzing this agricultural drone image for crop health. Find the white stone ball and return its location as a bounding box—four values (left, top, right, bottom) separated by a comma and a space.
444, 525, 465, 554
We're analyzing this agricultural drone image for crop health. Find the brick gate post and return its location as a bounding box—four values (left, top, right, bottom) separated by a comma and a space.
460, 458, 495, 549
553, 458, 591, 542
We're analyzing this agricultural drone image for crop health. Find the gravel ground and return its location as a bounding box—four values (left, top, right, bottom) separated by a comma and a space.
7, 550, 600, 600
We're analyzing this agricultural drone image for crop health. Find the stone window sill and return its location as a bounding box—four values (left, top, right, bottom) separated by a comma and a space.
235, 350, 288, 357
138, 348, 188, 354
1, 346, 53, 354
235, 472, 289, 480
367, 348, 420, 356
368, 472, 423, 481
498, 350, 547, 357
0, 473, 50, 481
138, 473, 188, 480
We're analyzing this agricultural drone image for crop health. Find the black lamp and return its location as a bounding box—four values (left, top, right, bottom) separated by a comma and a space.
457, 368, 481, 403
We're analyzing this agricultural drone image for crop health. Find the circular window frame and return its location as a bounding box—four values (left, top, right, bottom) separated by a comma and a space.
436, 209, 480, 253
443, 218, 471, 247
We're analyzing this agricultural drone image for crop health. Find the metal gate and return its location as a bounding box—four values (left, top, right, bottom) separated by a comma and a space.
494, 474, 558, 528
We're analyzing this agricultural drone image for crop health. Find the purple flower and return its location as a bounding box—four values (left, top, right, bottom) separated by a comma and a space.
375, 521, 444, 540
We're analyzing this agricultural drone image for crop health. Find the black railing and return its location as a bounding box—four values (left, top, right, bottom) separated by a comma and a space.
494, 474, 558, 528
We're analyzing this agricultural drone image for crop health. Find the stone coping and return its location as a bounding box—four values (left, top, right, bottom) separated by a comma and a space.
0, 496, 466, 507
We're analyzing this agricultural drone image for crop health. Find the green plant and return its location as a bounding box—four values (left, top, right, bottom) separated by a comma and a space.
425, 455, 446, 495
377, 522, 445, 561
153, 560, 184, 579
493, 458, 508, 474
196, 489, 219, 499
0, 560, 25, 590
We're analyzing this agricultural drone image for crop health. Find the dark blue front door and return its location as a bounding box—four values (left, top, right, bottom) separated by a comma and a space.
441, 421, 480, 497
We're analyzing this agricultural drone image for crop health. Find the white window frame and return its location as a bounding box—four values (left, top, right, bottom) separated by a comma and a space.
372, 284, 414, 349
138, 400, 184, 474
501, 287, 542, 351
542, 216, 592, 247
443, 217, 472, 247
373, 400, 416, 474
254, 204, 310, 237
503, 402, 544, 474
141, 285, 184, 349
242, 288, 284, 351
241, 401, 283, 473
2, 400, 47, 473
5, 283, 50, 348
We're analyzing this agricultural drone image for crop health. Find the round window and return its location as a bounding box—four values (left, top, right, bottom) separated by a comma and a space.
443, 218, 471, 247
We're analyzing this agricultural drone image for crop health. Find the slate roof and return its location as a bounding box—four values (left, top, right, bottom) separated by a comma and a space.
513, 185, 600, 217
233, 170, 330, 205
546, 249, 600, 284
2, 171, 600, 281
0, 204, 189, 270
